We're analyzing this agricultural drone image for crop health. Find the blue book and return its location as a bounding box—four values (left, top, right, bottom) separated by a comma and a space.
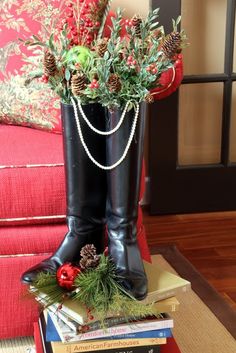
46, 313, 172, 342
46, 314, 61, 342
105, 328, 172, 339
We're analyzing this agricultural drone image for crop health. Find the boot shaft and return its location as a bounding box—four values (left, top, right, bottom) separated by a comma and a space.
106, 103, 147, 227
61, 103, 107, 223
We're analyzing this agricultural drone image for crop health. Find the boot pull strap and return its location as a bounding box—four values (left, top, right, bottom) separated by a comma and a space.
77, 99, 130, 136
71, 97, 139, 171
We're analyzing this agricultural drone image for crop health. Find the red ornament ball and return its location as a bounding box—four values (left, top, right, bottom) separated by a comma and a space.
56, 263, 81, 291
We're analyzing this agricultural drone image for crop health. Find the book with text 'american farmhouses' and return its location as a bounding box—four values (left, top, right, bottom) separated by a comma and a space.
47, 310, 173, 343
38, 314, 162, 353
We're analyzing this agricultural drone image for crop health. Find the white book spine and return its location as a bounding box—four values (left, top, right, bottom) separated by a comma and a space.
69, 319, 174, 342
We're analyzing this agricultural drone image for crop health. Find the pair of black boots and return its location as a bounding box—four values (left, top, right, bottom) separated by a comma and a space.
21, 102, 147, 300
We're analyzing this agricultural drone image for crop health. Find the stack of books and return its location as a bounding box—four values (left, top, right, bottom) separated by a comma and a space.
35, 261, 190, 353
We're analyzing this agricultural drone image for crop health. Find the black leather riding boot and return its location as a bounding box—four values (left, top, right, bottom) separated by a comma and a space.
106, 103, 148, 300
21, 103, 107, 284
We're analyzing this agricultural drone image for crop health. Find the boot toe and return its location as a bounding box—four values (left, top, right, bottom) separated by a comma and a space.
120, 275, 148, 300
21, 270, 38, 284
20, 259, 58, 284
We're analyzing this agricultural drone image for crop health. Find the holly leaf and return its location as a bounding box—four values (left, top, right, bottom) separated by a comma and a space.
65, 68, 71, 82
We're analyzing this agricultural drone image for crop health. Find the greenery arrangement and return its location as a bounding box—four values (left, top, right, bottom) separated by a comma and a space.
21, 0, 187, 109
31, 245, 159, 325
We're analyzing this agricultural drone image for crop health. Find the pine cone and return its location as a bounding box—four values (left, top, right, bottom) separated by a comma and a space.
79, 256, 100, 271
132, 14, 142, 37
71, 72, 87, 96
144, 93, 154, 104
80, 244, 97, 259
107, 73, 121, 93
96, 38, 109, 57
162, 32, 181, 59
43, 50, 57, 76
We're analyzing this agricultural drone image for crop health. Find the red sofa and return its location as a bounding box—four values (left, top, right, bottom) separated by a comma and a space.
0, 124, 150, 339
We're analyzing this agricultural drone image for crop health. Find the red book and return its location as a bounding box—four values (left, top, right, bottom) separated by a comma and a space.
161, 337, 182, 353
34, 322, 44, 353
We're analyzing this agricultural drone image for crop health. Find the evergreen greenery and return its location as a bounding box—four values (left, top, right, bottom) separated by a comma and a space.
22, 6, 187, 109
30, 255, 160, 325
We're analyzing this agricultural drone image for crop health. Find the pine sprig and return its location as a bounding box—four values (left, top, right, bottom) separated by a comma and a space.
73, 254, 158, 322
31, 272, 65, 307
73, 255, 118, 314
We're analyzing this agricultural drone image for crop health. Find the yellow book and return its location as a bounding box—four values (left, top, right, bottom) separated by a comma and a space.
153, 296, 180, 313
51, 337, 166, 353
141, 260, 191, 304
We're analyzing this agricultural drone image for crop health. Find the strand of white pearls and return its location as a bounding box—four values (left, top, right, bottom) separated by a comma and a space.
77, 99, 130, 135
71, 97, 139, 170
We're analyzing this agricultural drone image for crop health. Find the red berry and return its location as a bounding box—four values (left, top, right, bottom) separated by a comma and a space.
132, 60, 137, 65
152, 68, 158, 74
68, 3, 73, 7
73, 38, 78, 45
67, 12, 73, 18
129, 20, 133, 26
125, 19, 129, 25
79, 0, 84, 2
95, 21, 100, 27
81, 10, 85, 15
42, 74, 49, 83
146, 66, 151, 72
127, 55, 133, 61
72, 30, 78, 36
89, 83, 94, 89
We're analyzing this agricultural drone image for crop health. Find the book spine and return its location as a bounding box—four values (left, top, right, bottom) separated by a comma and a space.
52, 340, 162, 353
154, 302, 179, 313
48, 308, 78, 333
82, 316, 133, 332
142, 283, 191, 303
68, 319, 173, 342
109, 328, 172, 339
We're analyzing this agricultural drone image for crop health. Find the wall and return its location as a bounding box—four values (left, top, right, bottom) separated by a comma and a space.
111, 0, 149, 17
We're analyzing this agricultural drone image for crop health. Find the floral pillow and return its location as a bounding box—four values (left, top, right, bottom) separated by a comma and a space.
0, 0, 64, 133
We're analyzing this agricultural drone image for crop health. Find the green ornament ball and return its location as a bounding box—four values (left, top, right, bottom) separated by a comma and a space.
65, 46, 92, 68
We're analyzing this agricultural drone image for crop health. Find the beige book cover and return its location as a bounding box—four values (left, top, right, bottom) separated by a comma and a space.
51, 337, 166, 353
141, 261, 191, 304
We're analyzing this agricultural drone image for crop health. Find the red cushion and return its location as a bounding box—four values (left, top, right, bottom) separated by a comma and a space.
0, 224, 66, 255
0, 254, 48, 339
0, 125, 66, 225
